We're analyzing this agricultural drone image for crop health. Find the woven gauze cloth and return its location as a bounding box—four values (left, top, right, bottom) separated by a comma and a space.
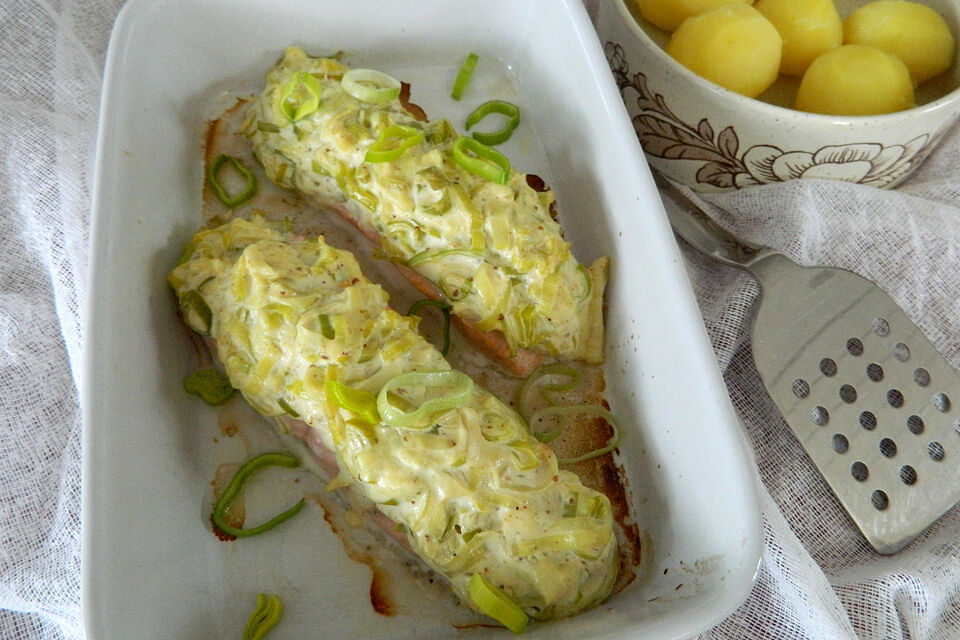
3, 0, 960, 638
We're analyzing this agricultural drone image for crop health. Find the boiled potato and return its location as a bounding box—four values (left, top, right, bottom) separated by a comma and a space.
755, 0, 843, 76
667, 4, 782, 98
796, 45, 915, 115
637, 0, 755, 32
844, 1, 955, 83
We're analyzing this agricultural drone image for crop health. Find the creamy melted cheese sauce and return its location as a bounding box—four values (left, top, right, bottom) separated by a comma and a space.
169, 218, 618, 619
242, 47, 606, 361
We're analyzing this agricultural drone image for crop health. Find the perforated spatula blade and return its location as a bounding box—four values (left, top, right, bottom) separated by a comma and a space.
660, 182, 960, 554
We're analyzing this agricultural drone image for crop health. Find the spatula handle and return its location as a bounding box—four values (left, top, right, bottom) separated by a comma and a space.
654, 173, 772, 269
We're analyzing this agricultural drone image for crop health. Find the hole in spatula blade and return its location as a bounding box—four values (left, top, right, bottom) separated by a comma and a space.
900, 465, 917, 485
893, 342, 910, 362
907, 415, 924, 435
867, 363, 884, 382
793, 379, 810, 399
871, 490, 889, 510
840, 385, 857, 404
880, 438, 897, 458
933, 393, 951, 412
832, 433, 849, 453
820, 358, 838, 377
812, 406, 829, 426
859, 411, 877, 431
874, 318, 890, 337
929, 441, 945, 462
851, 461, 869, 482
846, 338, 864, 356
887, 389, 905, 408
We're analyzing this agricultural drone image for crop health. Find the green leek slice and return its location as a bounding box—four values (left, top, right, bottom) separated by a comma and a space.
325, 380, 380, 425
438, 273, 473, 300
335, 163, 379, 212
207, 155, 257, 208
465, 100, 521, 146
517, 363, 581, 416
183, 369, 234, 406
527, 404, 622, 464
452, 184, 486, 252
364, 124, 424, 163
451, 53, 479, 100
179, 289, 213, 334
468, 573, 528, 634
422, 188, 451, 215
472, 269, 511, 332
341, 68, 401, 104
509, 440, 540, 471
452, 136, 510, 185
377, 370, 473, 429
243, 593, 283, 640
310, 159, 330, 176
317, 314, 335, 340
280, 71, 322, 122
407, 299, 452, 356
515, 519, 610, 560
276, 396, 300, 418
211, 452, 305, 538
429, 118, 456, 144
406, 248, 480, 267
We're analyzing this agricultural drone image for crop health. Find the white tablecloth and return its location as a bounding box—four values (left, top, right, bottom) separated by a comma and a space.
2, 1, 960, 638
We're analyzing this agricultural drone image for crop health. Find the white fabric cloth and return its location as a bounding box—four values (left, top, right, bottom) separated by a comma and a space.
1, 0, 114, 637
2, 1, 960, 638
685, 120, 960, 640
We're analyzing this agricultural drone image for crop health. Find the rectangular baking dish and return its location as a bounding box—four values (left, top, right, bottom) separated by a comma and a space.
81, 0, 762, 638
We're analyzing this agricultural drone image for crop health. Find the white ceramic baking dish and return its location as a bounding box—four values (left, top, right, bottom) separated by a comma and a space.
81, 0, 762, 638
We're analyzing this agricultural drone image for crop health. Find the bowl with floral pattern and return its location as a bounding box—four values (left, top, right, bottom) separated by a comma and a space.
597, 0, 960, 192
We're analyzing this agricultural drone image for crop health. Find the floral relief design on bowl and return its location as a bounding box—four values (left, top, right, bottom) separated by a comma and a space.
605, 42, 930, 190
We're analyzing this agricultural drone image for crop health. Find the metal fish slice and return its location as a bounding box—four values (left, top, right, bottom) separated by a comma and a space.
659, 181, 960, 554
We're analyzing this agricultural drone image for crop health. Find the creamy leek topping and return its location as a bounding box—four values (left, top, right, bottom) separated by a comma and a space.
169, 217, 618, 619
244, 47, 606, 361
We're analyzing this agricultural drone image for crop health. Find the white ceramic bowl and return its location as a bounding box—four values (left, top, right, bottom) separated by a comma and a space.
597, 0, 960, 192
